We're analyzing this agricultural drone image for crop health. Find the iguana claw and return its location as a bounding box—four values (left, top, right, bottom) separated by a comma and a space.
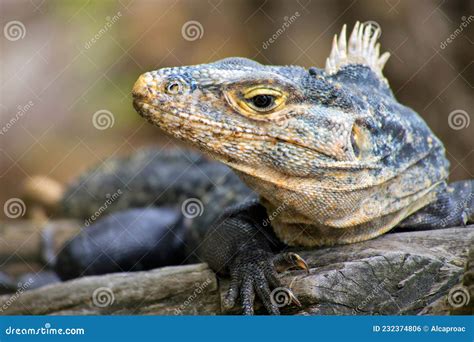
224, 250, 307, 315
286, 288, 302, 307
273, 252, 309, 274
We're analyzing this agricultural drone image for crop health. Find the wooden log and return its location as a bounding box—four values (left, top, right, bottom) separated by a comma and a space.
0, 264, 219, 315
0, 219, 81, 266
0, 226, 472, 315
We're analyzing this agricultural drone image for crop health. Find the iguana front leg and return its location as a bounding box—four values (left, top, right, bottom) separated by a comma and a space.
200, 200, 308, 315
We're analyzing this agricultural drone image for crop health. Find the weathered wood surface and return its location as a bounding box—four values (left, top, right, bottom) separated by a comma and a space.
0, 219, 81, 266
0, 226, 472, 315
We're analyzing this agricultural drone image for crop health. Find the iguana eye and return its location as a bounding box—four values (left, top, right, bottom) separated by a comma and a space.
224, 86, 287, 119
241, 87, 285, 114
248, 94, 275, 110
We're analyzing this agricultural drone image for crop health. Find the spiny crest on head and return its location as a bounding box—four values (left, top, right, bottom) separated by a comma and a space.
325, 21, 391, 83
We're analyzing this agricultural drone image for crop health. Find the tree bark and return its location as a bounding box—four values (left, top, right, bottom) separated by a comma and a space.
0, 226, 472, 315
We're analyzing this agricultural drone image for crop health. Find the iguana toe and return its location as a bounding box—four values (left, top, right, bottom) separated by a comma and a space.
226, 249, 304, 315
273, 252, 309, 274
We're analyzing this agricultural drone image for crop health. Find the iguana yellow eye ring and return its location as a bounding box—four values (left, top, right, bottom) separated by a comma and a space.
241, 87, 285, 114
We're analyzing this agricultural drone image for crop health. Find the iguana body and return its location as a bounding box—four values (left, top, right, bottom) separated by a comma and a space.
48, 147, 255, 279
131, 22, 474, 314
59, 147, 254, 243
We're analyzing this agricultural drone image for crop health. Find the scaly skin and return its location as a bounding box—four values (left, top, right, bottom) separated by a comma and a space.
132, 22, 474, 314
53, 147, 255, 276
61, 147, 254, 232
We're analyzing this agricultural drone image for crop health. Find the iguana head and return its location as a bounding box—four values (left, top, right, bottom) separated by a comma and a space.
133, 22, 449, 246
133, 23, 394, 176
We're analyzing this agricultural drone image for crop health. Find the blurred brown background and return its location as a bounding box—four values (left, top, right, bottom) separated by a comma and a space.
1, 0, 473, 218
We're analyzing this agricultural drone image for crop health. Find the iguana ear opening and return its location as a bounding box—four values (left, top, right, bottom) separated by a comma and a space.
325, 22, 390, 84
350, 121, 373, 160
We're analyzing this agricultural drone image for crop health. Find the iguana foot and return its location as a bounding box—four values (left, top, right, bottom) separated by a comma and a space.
201, 201, 308, 315
224, 250, 307, 315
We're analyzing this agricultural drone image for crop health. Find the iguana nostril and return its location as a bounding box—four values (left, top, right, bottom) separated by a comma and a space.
165, 80, 183, 95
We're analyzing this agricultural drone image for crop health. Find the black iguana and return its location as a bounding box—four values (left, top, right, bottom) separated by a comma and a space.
131, 22, 474, 314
